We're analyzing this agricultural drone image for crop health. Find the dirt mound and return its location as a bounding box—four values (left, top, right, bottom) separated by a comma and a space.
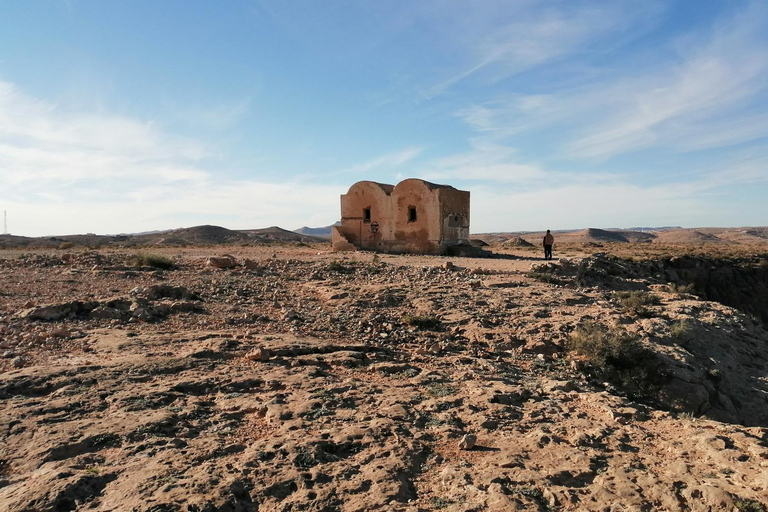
577, 228, 656, 243
499, 236, 534, 248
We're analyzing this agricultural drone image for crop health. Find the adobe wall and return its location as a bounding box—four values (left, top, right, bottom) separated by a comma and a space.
334, 179, 470, 254
387, 179, 442, 254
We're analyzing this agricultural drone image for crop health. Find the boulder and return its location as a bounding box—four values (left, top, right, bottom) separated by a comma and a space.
206, 255, 238, 269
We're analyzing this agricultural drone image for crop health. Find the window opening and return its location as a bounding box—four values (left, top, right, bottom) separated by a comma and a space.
363, 207, 371, 223
408, 206, 417, 222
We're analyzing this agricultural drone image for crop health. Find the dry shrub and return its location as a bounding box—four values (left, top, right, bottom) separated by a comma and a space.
526, 272, 565, 285
569, 322, 659, 398
615, 290, 660, 317
663, 282, 694, 295
669, 319, 694, 341
129, 252, 175, 270
403, 315, 441, 330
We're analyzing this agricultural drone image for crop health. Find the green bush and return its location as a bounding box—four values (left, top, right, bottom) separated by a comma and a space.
569, 322, 659, 398
129, 252, 175, 270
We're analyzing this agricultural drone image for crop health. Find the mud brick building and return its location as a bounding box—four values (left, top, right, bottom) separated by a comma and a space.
332, 178, 470, 254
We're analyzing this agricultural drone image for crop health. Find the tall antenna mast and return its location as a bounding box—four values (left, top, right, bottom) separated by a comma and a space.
2, 210, 6, 235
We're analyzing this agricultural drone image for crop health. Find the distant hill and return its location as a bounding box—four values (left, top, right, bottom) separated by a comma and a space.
0, 224, 329, 249
652, 229, 728, 245
239, 226, 326, 243
293, 224, 337, 239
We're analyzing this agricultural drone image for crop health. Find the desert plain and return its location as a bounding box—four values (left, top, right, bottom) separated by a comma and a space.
1, 226, 768, 511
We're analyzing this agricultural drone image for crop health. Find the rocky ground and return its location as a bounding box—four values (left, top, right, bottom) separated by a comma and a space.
1, 244, 767, 511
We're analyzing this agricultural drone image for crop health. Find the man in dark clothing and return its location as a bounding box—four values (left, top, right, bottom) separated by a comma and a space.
543, 230, 554, 260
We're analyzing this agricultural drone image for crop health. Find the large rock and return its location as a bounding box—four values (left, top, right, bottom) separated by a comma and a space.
206, 255, 238, 269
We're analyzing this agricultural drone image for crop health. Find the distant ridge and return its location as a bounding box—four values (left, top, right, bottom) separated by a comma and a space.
293, 224, 337, 239
0, 224, 329, 248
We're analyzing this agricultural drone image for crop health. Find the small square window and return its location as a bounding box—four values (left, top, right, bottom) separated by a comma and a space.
408, 206, 417, 222
363, 208, 371, 222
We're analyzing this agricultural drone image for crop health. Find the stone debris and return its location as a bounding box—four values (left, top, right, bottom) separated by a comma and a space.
0, 246, 767, 511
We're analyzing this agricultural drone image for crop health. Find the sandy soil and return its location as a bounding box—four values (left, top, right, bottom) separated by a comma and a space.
1, 244, 767, 511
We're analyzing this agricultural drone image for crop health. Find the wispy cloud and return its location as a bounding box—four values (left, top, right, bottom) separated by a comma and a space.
444, 1, 768, 168
422, 1, 663, 99
333, 147, 423, 175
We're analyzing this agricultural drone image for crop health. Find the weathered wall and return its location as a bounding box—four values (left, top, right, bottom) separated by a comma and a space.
387, 179, 441, 254
439, 187, 470, 249
334, 179, 470, 254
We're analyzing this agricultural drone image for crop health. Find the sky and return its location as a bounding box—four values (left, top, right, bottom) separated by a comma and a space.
1, 0, 768, 237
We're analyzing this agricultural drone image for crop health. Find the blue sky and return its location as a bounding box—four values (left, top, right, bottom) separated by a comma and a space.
1, 0, 767, 236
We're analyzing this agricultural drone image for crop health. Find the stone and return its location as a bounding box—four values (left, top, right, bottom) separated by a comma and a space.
206, 255, 237, 269
243, 259, 260, 270
383, 404, 408, 420
247, 347, 271, 362
458, 434, 477, 450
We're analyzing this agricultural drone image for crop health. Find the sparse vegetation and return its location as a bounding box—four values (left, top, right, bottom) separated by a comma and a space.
526, 271, 565, 285
429, 497, 456, 509
615, 290, 660, 317
426, 383, 455, 398
129, 252, 175, 270
403, 314, 441, 330
735, 498, 767, 512
669, 319, 694, 341
327, 260, 352, 273
663, 282, 694, 295
568, 322, 659, 398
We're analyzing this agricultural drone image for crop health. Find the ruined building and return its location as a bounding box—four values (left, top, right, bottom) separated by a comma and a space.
332, 178, 470, 254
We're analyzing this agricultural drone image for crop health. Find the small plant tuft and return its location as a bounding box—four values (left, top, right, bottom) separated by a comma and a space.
430, 497, 456, 509
615, 290, 660, 317
403, 315, 441, 330
664, 282, 694, 295
129, 252, 175, 270
669, 320, 694, 342
426, 384, 455, 398
327, 260, 352, 273
526, 272, 565, 285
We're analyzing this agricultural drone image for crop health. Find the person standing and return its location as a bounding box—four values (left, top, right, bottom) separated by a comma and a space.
543, 230, 554, 260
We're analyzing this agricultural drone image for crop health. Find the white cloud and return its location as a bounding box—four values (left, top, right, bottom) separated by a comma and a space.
0, 78, 343, 236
